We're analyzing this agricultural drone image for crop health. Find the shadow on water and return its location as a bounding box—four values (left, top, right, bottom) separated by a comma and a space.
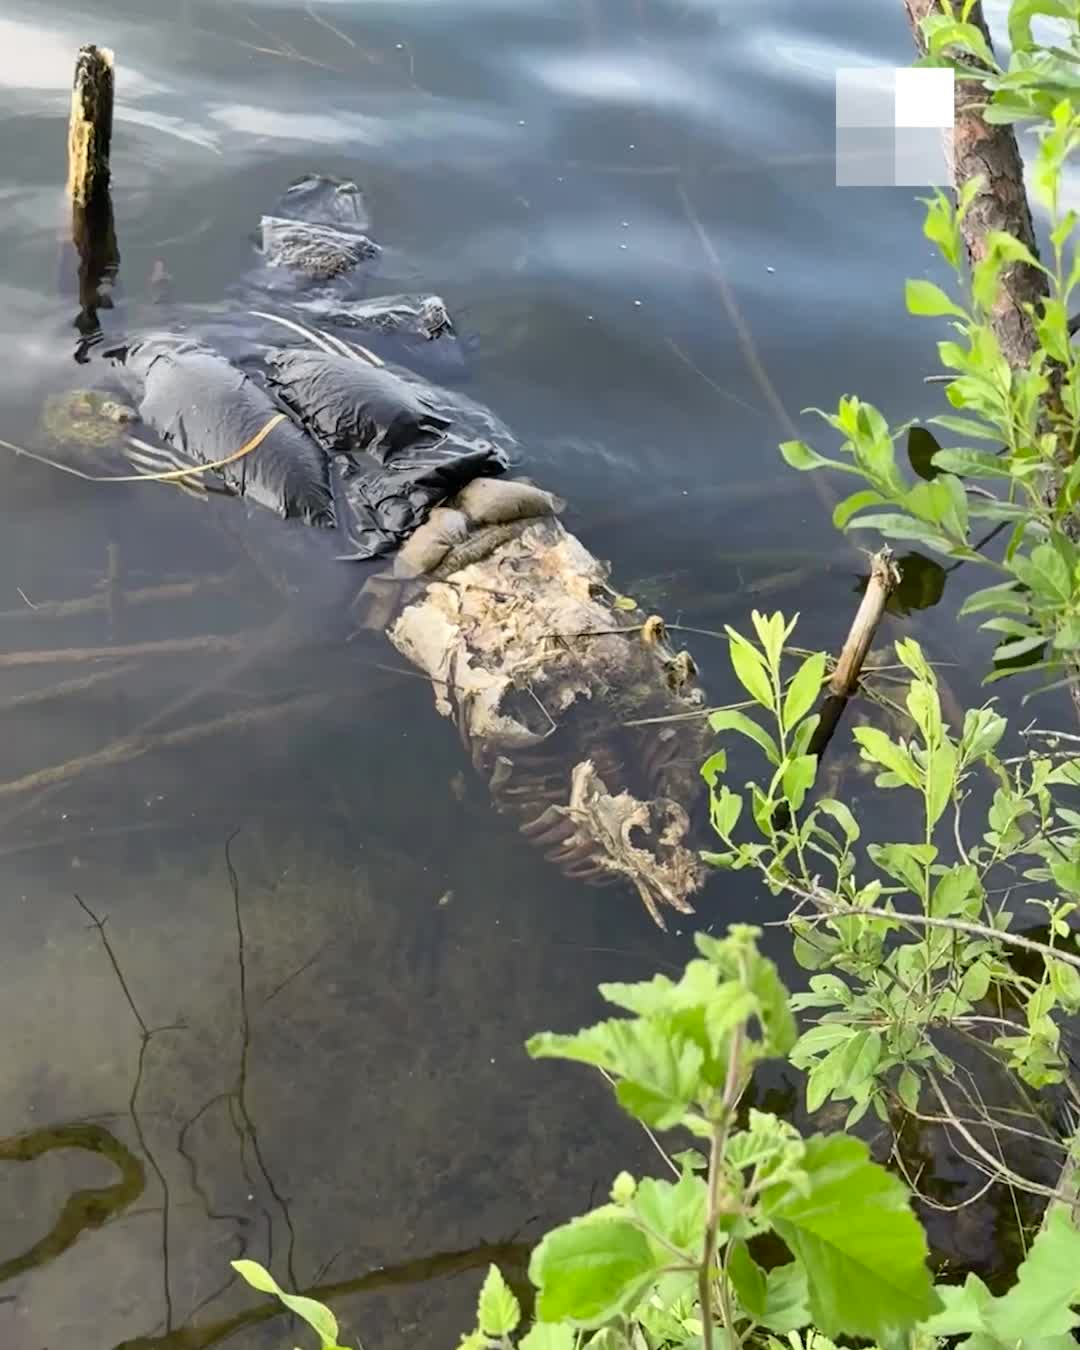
3, 0, 1080, 1346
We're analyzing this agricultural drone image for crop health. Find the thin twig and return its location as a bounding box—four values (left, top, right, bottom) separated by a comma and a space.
782, 891, 1080, 973
598, 1068, 679, 1178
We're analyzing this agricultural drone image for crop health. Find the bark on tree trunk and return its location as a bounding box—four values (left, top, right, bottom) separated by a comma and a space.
902, 0, 1048, 367
902, 1, 1079, 718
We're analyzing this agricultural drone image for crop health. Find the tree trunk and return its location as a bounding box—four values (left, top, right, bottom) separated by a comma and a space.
902, 0, 1048, 366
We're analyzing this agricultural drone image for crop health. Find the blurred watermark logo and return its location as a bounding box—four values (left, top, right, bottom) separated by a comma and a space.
835, 67, 954, 187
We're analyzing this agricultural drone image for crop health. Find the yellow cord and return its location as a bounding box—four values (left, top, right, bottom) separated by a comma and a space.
106, 412, 287, 482
0, 412, 287, 486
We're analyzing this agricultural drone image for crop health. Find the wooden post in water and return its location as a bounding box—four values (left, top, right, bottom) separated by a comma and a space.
66, 45, 119, 343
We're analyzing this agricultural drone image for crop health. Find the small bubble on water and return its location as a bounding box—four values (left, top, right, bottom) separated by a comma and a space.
633, 299, 642, 306
518, 119, 526, 126
621, 220, 629, 227
619, 242, 628, 249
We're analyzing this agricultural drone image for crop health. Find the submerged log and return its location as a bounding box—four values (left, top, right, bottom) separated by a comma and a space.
66, 44, 119, 339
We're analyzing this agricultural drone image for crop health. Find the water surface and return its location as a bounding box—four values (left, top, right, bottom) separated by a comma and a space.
0, 2, 1072, 1346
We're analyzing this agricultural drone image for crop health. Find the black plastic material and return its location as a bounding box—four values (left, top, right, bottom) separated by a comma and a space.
121, 338, 337, 527
335, 436, 507, 560
265, 348, 453, 460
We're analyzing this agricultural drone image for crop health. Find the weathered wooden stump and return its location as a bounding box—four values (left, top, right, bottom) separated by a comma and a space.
67, 45, 119, 338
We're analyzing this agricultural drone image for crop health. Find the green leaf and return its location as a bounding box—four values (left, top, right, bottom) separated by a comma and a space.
1015, 542, 1073, 605
926, 737, 959, 830
726, 629, 775, 710
906, 475, 968, 539
958, 581, 1027, 617
919, 1274, 995, 1339
993, 633, 1047, 663
610, 1171, 636, 1205
1009, 0, 1072, 50
921, 1206, 1080, 1343
632, 1172, 707, 1256
1046, 757, 1080, 787
520, 1326, 576, 1350
478, 1264, 521, 1336
783, 652, 827, 730
752, 610, 788, 672
869, 842, 936, 896
931, 447, 1014, 478
898, 1068, 921, 1113
802, 1030, 859, 1112
780, 440, 856, 473
762, 1135, 940, 1343
844, 1029, 883, 1091
833, 489, 889, 528
853, 728, 923, 789
959, 706, 1007, 762
931, 414, 1004, 442
701, 750, 727, 786
728, 1241, 767, 1319
931, 864, 982, 918
961, 958, 992, 1003
923, 15, 997, 66
529, 1218, 662, 1327
692, 930, 797, 1058
782, 754, 818, 813
815, 798, 860, 844
906, 278, 967, 318
922, 189, 963, 269
709, 784, 743, 838
760, 1262, 811, 1334
583, 1330, 632, 1350
527, 1021, 703, 1128
1050, 856, 1080, 896
791, 1024, 856, 1059
709, 708, 781, 766
231, 1261, 340, 1348
845, 512, 958, 557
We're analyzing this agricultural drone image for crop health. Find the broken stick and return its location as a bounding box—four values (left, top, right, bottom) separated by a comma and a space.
773, 548, 900, 830
806, 548, 901, 761
66, 44, 119, 339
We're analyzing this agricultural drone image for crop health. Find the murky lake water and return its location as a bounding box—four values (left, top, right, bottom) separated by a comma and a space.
0, 1, 1074, 1346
